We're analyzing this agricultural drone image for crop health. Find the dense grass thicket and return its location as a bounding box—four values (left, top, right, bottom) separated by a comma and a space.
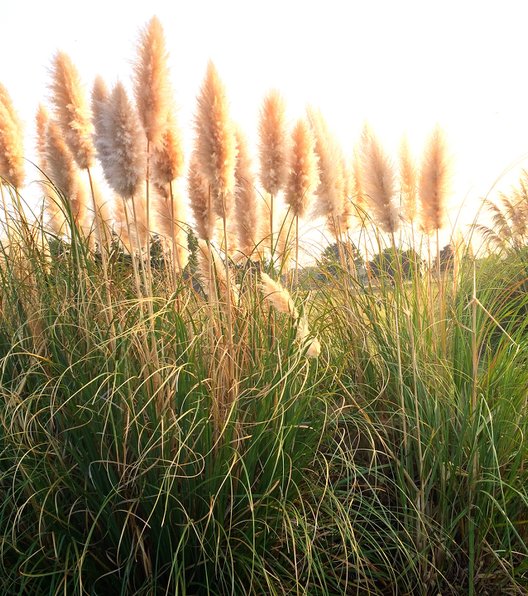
0, 195, 527, 594
0, 15, 527, 595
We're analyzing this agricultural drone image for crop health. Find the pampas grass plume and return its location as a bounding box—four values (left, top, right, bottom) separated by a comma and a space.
197, 239, 238, 305
96, 82, 145, 198
307, 108, 342, 218
259, 90, 289, 196
49, 51, 95, 170
134, 16, 171, 146
153, 183, 189, 272
46, 119, 88, 229
0, 84, 25, 188
360, 124, 399, 234
400, 136, 417, 223
305, 336, 321, 358
351, 148, 366, 221
36, 105, 66, 234
307, 108, 348, 237
285, 118, 319, 218
35, 104, 49, 170
419, 126, 450, 233
91, 76, 109, 140
188, 152, 216, 242
152, 111, 184, 185
296, 317, 321, 358
194, 61, 237, 218
234, 127, 260, 258
260, 272, 299, 319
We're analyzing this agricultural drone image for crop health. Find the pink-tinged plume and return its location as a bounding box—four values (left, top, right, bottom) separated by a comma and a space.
188, 151, 216, 242
49, 51, 95, 169
134, 16, 172, 146
419, 126, 450, 233
0, 84, 25, 188
284, 118, 319, 219
400, 136, 417, 224
258, 90, 289, 196
194, 61, 237, 219
45, 119, 88, 231
307, 108, 348, 237
234, 127, 260, 258
152, 111, 184, 186
95, 82, 145, 198
359, 124, 399, 234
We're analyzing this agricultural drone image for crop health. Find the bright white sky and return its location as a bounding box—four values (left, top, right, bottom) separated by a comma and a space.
3, 0, 528, 239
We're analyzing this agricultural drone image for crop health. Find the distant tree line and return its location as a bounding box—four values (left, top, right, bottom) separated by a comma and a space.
311, 241, 457, 286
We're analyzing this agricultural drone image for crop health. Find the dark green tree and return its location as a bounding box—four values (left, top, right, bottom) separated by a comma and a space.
318, 241, 365, 279
368, 247, 423, 281
434, 243, 455, 272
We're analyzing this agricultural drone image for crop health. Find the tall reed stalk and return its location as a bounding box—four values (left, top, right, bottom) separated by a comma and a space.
419, 125, 450, 353
194, 61, 238, 415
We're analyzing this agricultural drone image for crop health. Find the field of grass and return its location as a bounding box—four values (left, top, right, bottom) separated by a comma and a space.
0, 15, 527, 595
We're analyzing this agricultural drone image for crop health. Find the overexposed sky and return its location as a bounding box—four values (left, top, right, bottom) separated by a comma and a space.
3, 0, 528, 232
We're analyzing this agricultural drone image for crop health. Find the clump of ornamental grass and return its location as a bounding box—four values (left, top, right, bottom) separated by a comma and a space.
474, 171, 528, 253
311, 218, 528, 593
1, 16, 527, 594
0, 201, 332, 594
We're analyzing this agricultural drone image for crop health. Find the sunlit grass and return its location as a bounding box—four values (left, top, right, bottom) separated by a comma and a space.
0, 16, 527, 591
0, 189, 526, 594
